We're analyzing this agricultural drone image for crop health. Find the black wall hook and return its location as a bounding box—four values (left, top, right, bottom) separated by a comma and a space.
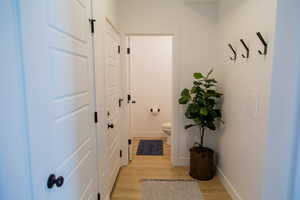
256, 32, 268, 55
228, 44, 237, 61
240, 39, 249, 59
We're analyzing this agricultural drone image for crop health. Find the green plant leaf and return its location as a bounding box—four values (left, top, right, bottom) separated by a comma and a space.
207, 99, 216, 106
193, 81, 202, 86
194, 118, 204, 125
206, 69, 214, 78
207, 122, 216, 130
184, 104, 201, 120
188, 103, 200, 114
193, 73, 203, 79
181, 88, 190, 97
206, 79, 217, 84
185, 108, 192, 119
200, 107, 208, 116
207, 90, 223, 97
184, 124, 196, 129
178, 96, 190, 104
214, 109, 222, 118
204, 83, 215, 88
191, 86, 198, 94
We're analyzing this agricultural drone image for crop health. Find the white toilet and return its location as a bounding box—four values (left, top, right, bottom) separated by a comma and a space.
162, 122, 172, 145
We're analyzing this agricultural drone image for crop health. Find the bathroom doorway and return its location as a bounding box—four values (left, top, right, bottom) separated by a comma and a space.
127, 35, 173, 160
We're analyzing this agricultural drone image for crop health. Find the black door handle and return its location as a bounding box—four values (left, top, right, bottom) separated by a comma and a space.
108, 124, 114, 129
132, 100, 136, 104
47, 174, 64, 189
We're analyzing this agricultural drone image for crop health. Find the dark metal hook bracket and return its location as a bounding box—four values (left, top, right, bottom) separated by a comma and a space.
240, 39, 249, 59
256, 32, 268, 55
228, 44, 237, 61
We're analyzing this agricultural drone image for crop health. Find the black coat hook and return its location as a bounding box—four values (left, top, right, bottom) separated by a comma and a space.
256, 32, 268, 55
240, 39, 249, 59
228, 44, 237, 61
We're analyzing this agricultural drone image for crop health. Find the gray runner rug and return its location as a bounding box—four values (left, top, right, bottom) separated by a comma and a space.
141, 179, 203, 200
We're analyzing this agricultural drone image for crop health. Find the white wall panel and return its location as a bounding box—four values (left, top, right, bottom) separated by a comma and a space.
216, 0, 277, 199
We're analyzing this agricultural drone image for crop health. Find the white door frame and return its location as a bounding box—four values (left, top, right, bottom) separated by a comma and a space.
123, 34, 179, 165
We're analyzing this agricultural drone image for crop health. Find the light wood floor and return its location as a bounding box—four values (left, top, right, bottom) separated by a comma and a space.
111, 137, 231, 200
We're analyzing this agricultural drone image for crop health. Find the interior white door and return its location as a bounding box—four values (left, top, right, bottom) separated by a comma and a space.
20, 0, 98, 199
104, 21, 122, 194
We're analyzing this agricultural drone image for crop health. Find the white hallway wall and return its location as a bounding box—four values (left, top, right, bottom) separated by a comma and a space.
130, 36, 172, 137
118, 0, 218, 165
216, 0, 277, 200
0, 0, 32, 199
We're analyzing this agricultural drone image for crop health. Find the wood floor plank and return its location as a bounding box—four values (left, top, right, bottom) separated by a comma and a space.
111, 138, 232, 200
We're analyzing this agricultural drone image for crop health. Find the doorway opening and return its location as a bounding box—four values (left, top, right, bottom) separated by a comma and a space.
127, 35, 173, 162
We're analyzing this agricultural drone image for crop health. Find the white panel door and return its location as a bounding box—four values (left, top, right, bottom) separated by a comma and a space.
19, 0, 98, 199
104, 21, 122, 194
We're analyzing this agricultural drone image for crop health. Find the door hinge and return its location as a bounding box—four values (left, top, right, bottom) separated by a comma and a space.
127, 47, 131, 54
119, 98, 124, 107
128, 139, 132, 145
118, 45, 121, 54
127, 94, 131, 103
94, 112, 98, 123
97, 193, 101, 200
89, 18, 96, 34
120, 150, 123, 158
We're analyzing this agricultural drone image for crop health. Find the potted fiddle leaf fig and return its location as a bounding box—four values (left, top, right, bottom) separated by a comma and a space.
178, 69, 223, 180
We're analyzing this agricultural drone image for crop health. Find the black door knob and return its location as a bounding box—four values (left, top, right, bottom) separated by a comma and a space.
47, 174, 64, 189
132, 100, 136, 104
108, 124, 114, 129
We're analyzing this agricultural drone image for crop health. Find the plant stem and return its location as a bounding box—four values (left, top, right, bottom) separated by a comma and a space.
200, 127, 205, 147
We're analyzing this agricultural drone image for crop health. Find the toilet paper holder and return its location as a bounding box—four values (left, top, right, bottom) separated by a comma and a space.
150, 108, 160, 112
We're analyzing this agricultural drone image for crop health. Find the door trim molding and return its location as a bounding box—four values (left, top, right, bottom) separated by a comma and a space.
105, 18, 120, 35
122, 34, 179, 166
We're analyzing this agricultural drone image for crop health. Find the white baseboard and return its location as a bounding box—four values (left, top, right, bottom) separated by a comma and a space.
99, 193, 110, 200
217, 168, 243, 200
172, 160, 243, 200
173, 157, 189, 166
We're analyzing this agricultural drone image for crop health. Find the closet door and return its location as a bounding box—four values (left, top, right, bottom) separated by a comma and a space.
104, 20, 122, 194
19, 0, 98, 199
